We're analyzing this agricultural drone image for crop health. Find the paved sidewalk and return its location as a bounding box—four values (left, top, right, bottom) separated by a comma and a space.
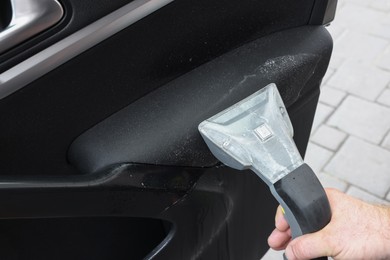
264, 0, 390, 258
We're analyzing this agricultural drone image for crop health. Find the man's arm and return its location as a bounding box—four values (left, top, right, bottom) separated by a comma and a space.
268, 188, 390, 259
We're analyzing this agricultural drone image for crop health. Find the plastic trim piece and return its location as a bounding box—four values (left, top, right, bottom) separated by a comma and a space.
0, 0, 63, 54
309, 0, 338, 25
68, 26, 333, 174
0, 0, 174, 100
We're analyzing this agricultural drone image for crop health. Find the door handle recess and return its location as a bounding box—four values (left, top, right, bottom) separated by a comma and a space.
0, 0, 63, 54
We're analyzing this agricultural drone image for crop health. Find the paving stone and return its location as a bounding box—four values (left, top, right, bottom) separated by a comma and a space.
328, 55, 344, 70
376, 46, 390, 72
382, 132, 390, 151
322, 68, 335, 84
347, 186, 390, 205
334, 4, 387, 39
340, 0, 367, 7
332, 31, 388, 62
319, 85, 347, 107
325, 137, 390, 198
304, 142, 334, 173
370, 23, 390, 40
377, 89, 390, 107
318, 172, 349, 192
326, 24, 345, 40
328, 96, 390, 144
312, 125, 347, 151
384, 13, 390, 26
311, 103, 334, 132
370, 0, 390, 12
327, 61, 390, 101
262, 249, 284, 260
370, 13, 390, 40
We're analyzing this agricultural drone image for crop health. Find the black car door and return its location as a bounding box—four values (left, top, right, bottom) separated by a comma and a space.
0, 0, 336, 259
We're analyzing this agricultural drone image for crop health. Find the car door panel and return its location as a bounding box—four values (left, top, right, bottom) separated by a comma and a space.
0, 0, 336, 259
1, 0, 319, 176
68, 26, 332, 174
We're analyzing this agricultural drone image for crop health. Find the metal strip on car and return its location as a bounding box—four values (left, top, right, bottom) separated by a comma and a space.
0, 0, 64, 54
0, 0, 174, 100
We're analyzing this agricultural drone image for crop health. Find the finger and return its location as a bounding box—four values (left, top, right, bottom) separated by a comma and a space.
285, 231, 332, 260
268, 228, 291, 250
275, 206, 289, 232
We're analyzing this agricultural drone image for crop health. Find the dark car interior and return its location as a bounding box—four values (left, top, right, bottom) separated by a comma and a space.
0, 0, 336, 259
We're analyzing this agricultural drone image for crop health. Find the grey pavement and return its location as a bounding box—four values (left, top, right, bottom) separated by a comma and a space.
264, 0, 390, 258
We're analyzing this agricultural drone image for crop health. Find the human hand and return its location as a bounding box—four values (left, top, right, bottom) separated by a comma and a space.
268, 188, 390, 259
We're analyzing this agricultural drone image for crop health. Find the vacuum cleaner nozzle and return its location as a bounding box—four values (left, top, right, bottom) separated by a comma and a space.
198, 83, 303, 186
199, 83, 331, 250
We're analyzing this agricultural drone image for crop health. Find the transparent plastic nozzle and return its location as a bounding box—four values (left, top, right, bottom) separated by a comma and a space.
198, 83, 304, 185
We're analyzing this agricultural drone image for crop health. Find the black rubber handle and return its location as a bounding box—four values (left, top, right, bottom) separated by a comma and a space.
272, 164, 331, 260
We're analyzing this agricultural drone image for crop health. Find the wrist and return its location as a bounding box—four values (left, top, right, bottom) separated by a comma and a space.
379, 206, 390, 254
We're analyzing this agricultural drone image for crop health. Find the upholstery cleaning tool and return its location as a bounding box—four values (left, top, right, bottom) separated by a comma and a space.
198, 83, 331, 260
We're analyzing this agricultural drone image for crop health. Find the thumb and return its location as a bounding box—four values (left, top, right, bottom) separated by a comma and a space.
285, 231, 331, 260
